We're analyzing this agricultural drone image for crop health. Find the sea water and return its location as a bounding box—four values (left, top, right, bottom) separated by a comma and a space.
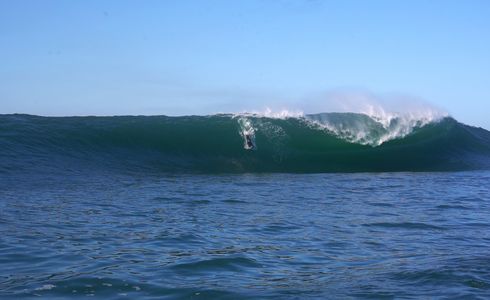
2, 171, 490, 299
1, 113, 490, 299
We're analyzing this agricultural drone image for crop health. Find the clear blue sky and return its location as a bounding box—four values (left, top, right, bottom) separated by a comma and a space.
1, 0, 489, 128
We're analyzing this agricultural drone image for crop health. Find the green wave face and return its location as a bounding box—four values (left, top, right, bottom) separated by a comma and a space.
1, 113, 490, 173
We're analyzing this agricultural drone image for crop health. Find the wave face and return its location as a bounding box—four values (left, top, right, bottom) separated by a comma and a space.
1, 113, 490, 173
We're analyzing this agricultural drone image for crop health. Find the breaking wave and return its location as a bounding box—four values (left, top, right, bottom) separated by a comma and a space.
1, 112, 489, 173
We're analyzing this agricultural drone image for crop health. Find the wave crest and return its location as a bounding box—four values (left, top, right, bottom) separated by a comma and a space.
305, 112, 446, 146
1, 113, 489, 173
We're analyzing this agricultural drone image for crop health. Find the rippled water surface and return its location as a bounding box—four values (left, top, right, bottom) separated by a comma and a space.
1, 171, 490, 299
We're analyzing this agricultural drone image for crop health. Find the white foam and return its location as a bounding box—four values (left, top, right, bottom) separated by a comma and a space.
306, 109, 447, 146
35, 284, 56, 291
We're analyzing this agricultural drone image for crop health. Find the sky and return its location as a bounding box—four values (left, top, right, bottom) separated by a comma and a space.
1, 0, 489, 128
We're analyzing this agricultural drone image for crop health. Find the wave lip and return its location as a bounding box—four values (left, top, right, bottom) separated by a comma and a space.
305, 111, 446, 146
1, 113, 490, 173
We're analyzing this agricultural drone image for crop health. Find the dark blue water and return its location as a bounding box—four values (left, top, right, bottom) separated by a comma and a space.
2, 171, 490, 299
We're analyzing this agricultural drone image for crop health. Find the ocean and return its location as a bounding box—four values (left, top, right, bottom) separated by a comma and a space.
1, 113, 490, 299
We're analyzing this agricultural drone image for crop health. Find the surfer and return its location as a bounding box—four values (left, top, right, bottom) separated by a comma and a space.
245, 133, 255, 149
